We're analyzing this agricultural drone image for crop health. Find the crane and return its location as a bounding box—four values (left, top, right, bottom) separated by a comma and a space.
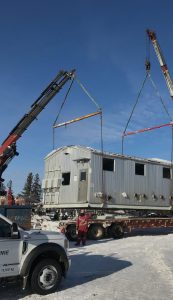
0, 69, 75, 195
147, 29, 173, 100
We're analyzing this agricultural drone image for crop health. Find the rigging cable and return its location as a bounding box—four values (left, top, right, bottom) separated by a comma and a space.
121, 72, 149, 154
75, 77, 103, 154
75, 78, 103, 156
52, 76, 75, 149
148, 74, 172, 121
148, 75, 173, 168
146, 30, 173, 164
122, 72, 173, 157
122, 31, 173, 161
52, 74, 105, 197
75, 78, 101, 110
75, 77, 105, 198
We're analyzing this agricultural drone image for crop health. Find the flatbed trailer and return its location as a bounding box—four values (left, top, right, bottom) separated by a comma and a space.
59, 216, 173, 241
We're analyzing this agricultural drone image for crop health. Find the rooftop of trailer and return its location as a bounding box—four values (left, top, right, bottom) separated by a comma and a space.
45, 145, 172, 167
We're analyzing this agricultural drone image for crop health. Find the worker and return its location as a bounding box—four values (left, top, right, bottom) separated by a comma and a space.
75, 209, 89, 246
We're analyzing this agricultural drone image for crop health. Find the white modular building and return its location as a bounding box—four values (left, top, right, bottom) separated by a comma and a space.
42, 145, 173, 211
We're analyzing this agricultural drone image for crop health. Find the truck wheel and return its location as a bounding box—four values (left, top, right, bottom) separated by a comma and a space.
111, 224, 124, 239
88, 224, 104, 240
30, 258, 62, 295
66, 224, 77, 241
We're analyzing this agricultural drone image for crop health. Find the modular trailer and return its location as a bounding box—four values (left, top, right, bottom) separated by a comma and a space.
42, 145, 173, 211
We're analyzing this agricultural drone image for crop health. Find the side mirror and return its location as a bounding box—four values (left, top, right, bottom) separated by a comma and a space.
11, 222, 19, 239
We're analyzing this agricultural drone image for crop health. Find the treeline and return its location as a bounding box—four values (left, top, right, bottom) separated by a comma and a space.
18, 172, 42, 202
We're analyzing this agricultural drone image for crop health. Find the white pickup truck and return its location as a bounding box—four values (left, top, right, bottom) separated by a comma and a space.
0, 213, 70, 295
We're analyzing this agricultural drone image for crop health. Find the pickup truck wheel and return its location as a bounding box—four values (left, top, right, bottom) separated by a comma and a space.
66, 224, 77, 241
30, 258, 62, 295
88, 224, 104, 240
111, 224, 124, 239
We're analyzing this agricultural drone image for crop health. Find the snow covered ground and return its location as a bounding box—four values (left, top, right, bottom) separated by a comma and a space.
1, 228, 173, 300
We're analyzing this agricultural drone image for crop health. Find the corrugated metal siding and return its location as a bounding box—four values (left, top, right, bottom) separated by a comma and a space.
90, 151, 172, 208
43, 146, 91, 205
43, 146, 173, 209
90, 152, 102, 204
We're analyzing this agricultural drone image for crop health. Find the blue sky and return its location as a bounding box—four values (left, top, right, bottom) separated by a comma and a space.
1, 0, 173, 194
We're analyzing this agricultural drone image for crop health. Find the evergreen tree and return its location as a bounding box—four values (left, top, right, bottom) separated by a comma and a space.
31, 173, 42, 202
22, 172, 33, 199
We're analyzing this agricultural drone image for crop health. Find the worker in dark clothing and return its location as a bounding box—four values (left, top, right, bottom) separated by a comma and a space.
75, 210, 89, 246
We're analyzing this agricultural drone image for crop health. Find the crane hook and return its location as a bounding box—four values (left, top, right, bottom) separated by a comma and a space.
145, 60, 151, 72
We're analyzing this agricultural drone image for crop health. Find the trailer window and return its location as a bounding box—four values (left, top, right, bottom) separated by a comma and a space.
135, 163, 145, 176
103, 158, 114, 171
163, 167, 171, 179
80, 171, 86, 181
62, 172, 70, 185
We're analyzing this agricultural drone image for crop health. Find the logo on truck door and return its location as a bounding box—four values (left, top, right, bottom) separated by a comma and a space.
0, 250, 9, 256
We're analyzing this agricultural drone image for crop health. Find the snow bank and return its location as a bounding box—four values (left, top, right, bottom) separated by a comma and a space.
31, 214, 61, 232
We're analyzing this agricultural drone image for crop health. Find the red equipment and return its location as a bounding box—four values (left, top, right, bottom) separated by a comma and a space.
147, 29, 173, 100
123, 121, 173, 137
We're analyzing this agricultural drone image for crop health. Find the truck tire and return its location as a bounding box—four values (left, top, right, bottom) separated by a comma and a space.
111, 224, 124, 239
88, 224, 104, 240
30, 258, 62, 295
66, 224, 77, 241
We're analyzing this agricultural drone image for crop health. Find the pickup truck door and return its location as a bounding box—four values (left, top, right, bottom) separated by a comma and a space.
0, 217, 23, 277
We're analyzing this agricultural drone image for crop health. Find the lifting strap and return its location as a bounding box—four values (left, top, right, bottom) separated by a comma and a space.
123, 121, 173, 136
53, 111, 101, 128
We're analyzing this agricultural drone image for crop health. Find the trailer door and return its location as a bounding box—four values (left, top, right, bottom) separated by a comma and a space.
78, 169, 88, 203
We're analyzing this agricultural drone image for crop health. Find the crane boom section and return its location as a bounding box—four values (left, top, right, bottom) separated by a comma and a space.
147, 30, 173, 99
0, 69, 75, 180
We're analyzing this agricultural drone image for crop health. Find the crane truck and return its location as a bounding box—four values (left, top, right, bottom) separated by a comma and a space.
0, 69, 75, 227
0, 69, 75, 294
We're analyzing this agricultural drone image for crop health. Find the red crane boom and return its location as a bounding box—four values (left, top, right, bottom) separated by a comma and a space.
0, 69, 75, 191
147, 29, 173, 100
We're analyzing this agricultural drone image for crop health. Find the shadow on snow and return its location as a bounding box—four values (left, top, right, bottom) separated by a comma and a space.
0, 248, 132, 299
60, 250, 132, 290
